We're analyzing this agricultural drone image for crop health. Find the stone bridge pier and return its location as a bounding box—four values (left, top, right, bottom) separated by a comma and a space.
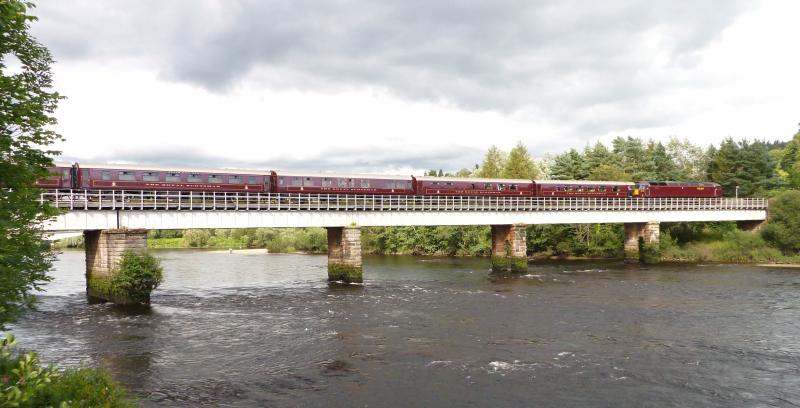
84, 229, 148, 303
327, 226, 363, 283
491, 224, 528, 272
624, 222, 660, 262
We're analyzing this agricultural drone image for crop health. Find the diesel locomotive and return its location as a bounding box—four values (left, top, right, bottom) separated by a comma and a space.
37, 162, 723, 198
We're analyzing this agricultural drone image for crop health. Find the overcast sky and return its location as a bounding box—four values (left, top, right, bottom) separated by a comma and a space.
24, 0, 800, 173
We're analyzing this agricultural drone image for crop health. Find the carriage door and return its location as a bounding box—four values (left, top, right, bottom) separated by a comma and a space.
634, 182, 650, 197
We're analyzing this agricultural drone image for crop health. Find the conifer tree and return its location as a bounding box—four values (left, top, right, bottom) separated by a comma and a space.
477, 145, 506, 178
502, 142, 538, 179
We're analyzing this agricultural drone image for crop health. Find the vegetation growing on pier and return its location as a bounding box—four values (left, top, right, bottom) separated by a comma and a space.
89, 251, 164, 304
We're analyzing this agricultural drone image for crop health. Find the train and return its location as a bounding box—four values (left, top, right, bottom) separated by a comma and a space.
36, 162, 723, 198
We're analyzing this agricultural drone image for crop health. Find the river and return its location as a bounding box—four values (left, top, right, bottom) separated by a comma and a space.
9, 249, 800, 407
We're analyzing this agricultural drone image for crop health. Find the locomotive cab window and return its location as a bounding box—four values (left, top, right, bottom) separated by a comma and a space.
187, 173, 202, 183
142, 172, 159, 182
101, 171, 111, 181
166, 173, 181, 182
118, 171, 135, 181
209, 175, 223, 184
229, 176, 243, 184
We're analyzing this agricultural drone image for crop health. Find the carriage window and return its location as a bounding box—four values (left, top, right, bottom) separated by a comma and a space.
229, 175, 243, 184
101, 171, 111, 181
565, 186, 572, 192
588, 186, 595, 192
303, 177, 313, 187
278, 178, 284, 186
510, 185, 518, 190
290, 177, 302, 187
118, 171, 135, 181
446, 182, 453, 187
209, 175, 224, 184
187, 173, 202, 183
484, 183, 492, 189
361, 179, 370, 188
613, 186, 620, 192
471, 184, 476, 189
498, 184, 505, 191
142, 172, 159, 182
248, 176, 257, 184
166, 172, 181, 182
322, 178, 332, 187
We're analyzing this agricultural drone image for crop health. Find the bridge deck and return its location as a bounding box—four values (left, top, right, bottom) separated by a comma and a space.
41, 189, 767, 212
40, 190, 768, 231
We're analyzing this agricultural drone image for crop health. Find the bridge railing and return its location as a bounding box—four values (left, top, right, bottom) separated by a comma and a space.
38, 189, 769, 212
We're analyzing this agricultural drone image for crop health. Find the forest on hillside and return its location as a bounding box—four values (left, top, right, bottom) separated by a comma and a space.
114, 130, 800, 262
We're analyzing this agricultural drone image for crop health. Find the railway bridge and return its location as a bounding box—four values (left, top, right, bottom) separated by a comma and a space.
39, 189, 768, 302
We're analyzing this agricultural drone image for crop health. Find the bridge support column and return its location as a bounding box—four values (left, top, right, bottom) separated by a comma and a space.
491, 224, 528, 272
624, 222, 660, 263
84, 229, 148, 304
327, 227, 362, 283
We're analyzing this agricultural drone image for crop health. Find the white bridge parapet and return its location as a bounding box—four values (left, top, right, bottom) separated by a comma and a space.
39, 190, 768, 231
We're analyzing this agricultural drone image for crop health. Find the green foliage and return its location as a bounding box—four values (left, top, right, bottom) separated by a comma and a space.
182, 229, 212, 247
502, 142, 539, 179
761, 190, 800, 254
1, 334, 134, 407
1, 0, 64, 328
327, 263, 362, 283
50, 235, 83, 249
111, 251, 163, 302
707, 138, 778, 196
476, 145, 506, 178
91, 251, 163, 303
660, 229, 791, 263
639, 240, 661, 264
362, 226, 490, 256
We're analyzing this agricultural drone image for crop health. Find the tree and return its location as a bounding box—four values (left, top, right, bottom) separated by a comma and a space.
549, 149, 585, 180
666, 137, 707, 180
761, 190, 800, 254
476, 146, 505, 178
502, 142, 538, 179
0, 0, 63, 327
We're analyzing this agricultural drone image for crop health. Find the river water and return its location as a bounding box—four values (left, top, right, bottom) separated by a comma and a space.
9, 249, 800, 407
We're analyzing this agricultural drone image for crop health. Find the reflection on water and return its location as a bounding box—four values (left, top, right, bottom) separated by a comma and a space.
10, 249, 800, 407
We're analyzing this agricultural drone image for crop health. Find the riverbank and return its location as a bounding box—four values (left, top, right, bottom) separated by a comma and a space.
54, 225, 800, 265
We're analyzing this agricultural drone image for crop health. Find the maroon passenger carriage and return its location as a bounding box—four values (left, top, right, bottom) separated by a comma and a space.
534, 180, 634, 197
272, 171, 414, 195
37, 163, 272, 192
414, 176, 534, 196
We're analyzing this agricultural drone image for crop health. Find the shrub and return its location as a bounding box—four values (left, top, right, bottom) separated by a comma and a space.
111, 251, 164, 302
182, 229, 212, 247
761, 190, 800, 254
1, 334, 134, 407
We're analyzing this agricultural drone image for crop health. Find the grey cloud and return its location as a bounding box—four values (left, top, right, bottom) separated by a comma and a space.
60, 144, 484, 175
33, 0, 750, 135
